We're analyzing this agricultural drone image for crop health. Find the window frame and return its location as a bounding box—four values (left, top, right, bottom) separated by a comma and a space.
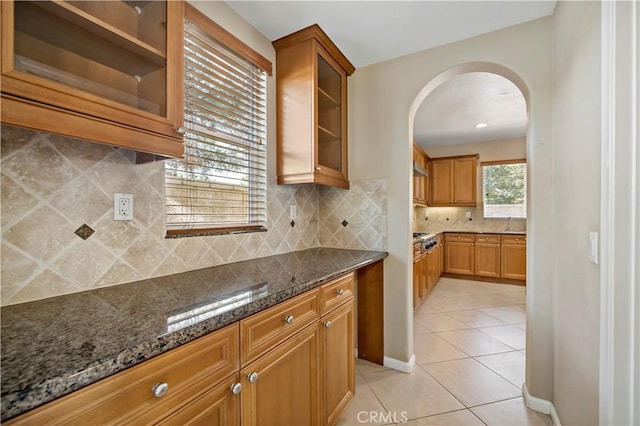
481, 158, 527, 220
164, 4, 272, 238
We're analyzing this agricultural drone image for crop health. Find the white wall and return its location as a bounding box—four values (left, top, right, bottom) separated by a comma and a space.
349, 17, 554, 399
552, 1, 601, 424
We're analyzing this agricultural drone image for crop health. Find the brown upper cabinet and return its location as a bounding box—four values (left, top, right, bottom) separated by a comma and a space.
413, 143, 429, 205
0, 0, 185, 157
429, 154, 479, 206
273, 24, 355, 189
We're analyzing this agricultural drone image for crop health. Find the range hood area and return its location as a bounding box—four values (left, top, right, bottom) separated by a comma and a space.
413, 161, 428, 177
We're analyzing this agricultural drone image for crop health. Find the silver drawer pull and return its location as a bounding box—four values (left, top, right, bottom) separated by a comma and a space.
324, 321, 332, 328
284, 315, 294, 324
230, 383, 242, 395
336, 288, 345, 296
248, 372, 259, 383
152, 382, 169, 398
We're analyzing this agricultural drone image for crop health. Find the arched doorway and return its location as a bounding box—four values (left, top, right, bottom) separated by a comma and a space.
408, 62, 540, 407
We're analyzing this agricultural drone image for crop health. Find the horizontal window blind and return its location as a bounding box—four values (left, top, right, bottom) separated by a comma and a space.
165, 17, 267, 236
482, 161, 527, 219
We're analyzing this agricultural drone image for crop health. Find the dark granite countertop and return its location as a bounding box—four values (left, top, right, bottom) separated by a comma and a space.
0, 247, 387, 420
412, 230, 525, 244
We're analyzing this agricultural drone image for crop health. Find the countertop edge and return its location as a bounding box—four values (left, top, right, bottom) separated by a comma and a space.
1, 249, 387, 420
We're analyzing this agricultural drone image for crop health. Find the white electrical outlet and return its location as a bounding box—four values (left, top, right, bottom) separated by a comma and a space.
114, 193, 133, 221
465, 211, 471, 218
289, 205, 297, 220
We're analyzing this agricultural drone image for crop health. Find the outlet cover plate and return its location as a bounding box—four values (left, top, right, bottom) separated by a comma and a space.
114, 193, 133, 221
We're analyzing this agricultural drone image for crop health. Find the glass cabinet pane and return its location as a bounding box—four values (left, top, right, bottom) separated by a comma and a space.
13, 1, 167, 116
317, 54, 342, 172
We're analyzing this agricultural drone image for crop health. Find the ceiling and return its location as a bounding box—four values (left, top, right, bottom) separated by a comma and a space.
226, 1, 553, 146
414, 72, 527, 147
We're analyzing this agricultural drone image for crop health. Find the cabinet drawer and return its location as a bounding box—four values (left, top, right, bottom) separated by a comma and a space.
241, 289, 320, 365
444, 233, 475, 243
501, 234, 526, 245
6, 324, 239, 426
475, 234, 501, 244
320, 273, 354, 315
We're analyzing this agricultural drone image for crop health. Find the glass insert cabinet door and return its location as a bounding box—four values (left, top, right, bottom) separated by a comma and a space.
1, 1, 184, 155
13, 1, 167, 115
316, 53, 343, 172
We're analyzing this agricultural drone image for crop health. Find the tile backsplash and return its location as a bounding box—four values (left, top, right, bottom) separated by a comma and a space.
414, 205, 526, 234
1, 125, 387, 306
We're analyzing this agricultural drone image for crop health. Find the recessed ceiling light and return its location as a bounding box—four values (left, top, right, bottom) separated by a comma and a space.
475, 122, 488, 128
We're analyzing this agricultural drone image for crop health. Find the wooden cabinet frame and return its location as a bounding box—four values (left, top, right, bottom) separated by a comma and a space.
0, 1, 184, 157
273, 24, 355, 189
428, 154, 479, 206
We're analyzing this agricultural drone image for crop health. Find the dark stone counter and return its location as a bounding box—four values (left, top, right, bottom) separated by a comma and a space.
1, 247, 387, 420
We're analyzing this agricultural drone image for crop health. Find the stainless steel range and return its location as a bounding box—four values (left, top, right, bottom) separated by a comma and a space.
413, 232, 437, 252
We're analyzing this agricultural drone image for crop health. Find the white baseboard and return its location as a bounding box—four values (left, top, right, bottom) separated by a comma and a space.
522, 383, 562, 425
383, 354, 415, 373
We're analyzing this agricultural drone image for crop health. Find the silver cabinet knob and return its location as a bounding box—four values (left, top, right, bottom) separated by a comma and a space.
315, 166, 322, 171
152, 382, 169, 398
230, 383, 242, 395
336, 288, 344, 296
247, 372, 259, 383
324, 321, 332, 328
176, 126, 186, 136
284, 315, 294, 324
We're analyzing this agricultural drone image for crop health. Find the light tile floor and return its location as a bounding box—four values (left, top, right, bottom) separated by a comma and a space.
338, 277, 552, 426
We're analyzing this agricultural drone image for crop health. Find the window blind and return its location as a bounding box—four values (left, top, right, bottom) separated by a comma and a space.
482, 161, 527, 219
165, 18, 267, 236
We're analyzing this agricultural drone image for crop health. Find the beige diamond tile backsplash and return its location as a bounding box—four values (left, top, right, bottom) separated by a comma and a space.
1, 125, 388, 306
413, 205, 526, 234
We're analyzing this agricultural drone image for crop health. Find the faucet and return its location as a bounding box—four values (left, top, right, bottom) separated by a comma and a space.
506, 216, 512, 231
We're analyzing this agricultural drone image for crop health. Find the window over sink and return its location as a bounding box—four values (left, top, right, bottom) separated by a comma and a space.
482, 160, 527, 219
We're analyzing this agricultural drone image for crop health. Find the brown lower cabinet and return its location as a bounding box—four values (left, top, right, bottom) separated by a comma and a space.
443, 233, 526, 283
413, 237, 444, 310
323, 301, 355, 426
501, 235, 527, 280
444, 233, 475, 275
6, 273, 358, 426
474, 234, 501, 278
412, 246, 422, 308
157, 374, 241, 426
241, 322, 323, 426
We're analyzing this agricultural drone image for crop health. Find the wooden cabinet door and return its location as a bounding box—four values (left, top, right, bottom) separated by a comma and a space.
419, 254, 428, 299
501, 244, 526, 280
430, 159, 453, 205
274, 25, 354, 189
412, 145, 428, 205
475, 243, 501, 278
1, 1, 185, 157
156, 375, 240, 426
422, 160, 430, 204
452, 157, 477, 205
241, 323, 322, 426
426, 249, 435, 293
322, 301, 355, 426
444, 242, 474, 275
413, 255, 421, 308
